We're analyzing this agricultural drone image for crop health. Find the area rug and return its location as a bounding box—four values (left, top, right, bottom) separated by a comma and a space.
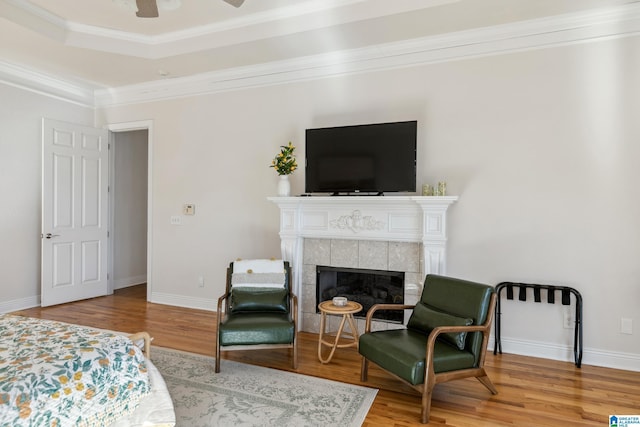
150, 347, 377, 427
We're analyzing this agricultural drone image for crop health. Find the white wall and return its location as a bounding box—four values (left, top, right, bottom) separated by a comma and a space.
113, 130, 148, 289
97, 34, 640, 369
1, 32, 636, 369
0, 84, 94, 311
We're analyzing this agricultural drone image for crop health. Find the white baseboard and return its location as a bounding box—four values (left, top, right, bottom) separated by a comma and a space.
150, 291, 215, 312
0, 295, 40, 313
3, 292, 637, 372
489, 336, 640, 372
114, 275, 147, 290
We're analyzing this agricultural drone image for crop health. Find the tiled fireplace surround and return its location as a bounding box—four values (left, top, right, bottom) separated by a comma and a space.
268, 196, 457, 335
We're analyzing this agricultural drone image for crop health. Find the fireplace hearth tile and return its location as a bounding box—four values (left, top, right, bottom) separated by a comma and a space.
404, 272, 423, 294
358, 240, 389, 270
330, 239, 359, 267
301, 284, 316, 313
303, 313, 321, 332
302, 264, 315, 286
304, 238, 330, 265
389, 242, 420, 272
301, 239, 418, 333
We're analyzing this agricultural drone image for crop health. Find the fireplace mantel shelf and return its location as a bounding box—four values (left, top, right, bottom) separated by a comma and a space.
268, 195, 458, 243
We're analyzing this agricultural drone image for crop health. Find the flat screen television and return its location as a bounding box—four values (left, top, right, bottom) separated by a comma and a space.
305, 120, 417, 194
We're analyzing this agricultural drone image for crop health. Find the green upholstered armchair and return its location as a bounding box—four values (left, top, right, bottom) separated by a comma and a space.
359, 274, 497, 423
215, 260, 297, 373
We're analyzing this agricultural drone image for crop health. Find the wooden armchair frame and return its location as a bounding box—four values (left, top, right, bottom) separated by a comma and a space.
360, 292, 498, 423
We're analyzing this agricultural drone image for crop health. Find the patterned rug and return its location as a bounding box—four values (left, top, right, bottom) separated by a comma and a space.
150, 347, 377, 427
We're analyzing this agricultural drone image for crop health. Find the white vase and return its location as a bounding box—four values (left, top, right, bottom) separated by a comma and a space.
277, 175, 291, 196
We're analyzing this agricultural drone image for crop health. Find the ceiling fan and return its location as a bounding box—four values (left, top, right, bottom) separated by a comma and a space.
132, 0, 245, 18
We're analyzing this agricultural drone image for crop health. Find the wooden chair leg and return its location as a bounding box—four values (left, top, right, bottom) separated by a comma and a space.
215, 337, 221, 373
476, 370, 498, 394
361, 357, 369, 381
292, 340, 298, 370
421, 382, 434, 424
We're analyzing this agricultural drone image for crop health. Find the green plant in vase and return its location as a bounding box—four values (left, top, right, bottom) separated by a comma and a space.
270, 142, 297, 175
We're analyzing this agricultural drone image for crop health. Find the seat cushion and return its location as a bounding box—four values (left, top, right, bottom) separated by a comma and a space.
219, 312, 294, 346
231, 287, 288, 313
407, 303, 473, 350
359, 329, 475, 385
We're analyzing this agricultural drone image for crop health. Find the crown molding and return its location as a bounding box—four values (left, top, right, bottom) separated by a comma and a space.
0, 0, 67, 41
94, 3, 640, 108
0, 60, 97, 107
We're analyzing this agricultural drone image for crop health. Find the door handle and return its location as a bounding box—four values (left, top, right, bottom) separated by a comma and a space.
44, 233, 60, 239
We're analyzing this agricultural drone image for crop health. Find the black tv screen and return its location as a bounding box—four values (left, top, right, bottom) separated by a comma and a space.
305, 121, 417, 194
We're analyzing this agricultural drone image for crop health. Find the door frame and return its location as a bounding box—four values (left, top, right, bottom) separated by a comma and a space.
107, 120, 153, 302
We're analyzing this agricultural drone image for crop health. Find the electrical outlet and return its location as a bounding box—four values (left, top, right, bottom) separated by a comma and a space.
563, 308, 573, 329
198, 275, 205, 288
170, 215, 182, 225
621, 318, 633, 335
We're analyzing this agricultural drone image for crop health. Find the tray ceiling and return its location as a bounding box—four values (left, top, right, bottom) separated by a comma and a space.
0, 0, 637, 100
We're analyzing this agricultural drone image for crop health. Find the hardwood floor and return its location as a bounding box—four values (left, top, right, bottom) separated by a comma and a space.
12, 285, 640, 426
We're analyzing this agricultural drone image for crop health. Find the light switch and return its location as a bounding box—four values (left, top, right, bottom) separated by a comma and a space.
170, 216, 182, 225
183, 204, 195, 215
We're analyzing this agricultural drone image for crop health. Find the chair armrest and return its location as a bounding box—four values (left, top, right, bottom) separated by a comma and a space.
290, 294, 298, 324
216, 292, 231, 328
217, 291, 231, 308
425, 304, 494, 350
426, 324, 489, 344
364, 303, 415, 333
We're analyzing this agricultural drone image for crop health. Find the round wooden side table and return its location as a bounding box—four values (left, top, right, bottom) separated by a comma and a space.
317, 300, 363, 364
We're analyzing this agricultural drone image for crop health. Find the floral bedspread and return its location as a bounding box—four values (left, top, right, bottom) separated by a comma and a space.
0, 315, 150, 427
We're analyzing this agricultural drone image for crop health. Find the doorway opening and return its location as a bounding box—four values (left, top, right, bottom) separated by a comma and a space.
108, 121, 153, 301
111, 130, 148, 292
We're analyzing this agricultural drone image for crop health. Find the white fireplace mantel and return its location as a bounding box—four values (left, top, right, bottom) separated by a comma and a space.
268, 195, 458, 302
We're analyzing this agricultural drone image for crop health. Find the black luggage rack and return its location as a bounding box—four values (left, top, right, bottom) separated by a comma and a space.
493, 281, 583, 368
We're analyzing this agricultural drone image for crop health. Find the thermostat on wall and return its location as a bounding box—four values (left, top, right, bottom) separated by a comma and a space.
183, 204, 195, 215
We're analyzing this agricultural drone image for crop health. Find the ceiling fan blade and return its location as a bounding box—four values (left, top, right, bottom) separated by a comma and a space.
223, 0, 245, 7
136, 0, 159, 17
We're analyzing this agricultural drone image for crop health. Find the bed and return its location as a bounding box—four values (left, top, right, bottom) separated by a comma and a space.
0, 314, 175, 427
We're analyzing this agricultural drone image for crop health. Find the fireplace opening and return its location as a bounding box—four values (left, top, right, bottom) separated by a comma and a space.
316, 266, 404, 322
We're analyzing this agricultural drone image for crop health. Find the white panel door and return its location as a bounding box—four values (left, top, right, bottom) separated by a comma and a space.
41, 119, 109, 306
